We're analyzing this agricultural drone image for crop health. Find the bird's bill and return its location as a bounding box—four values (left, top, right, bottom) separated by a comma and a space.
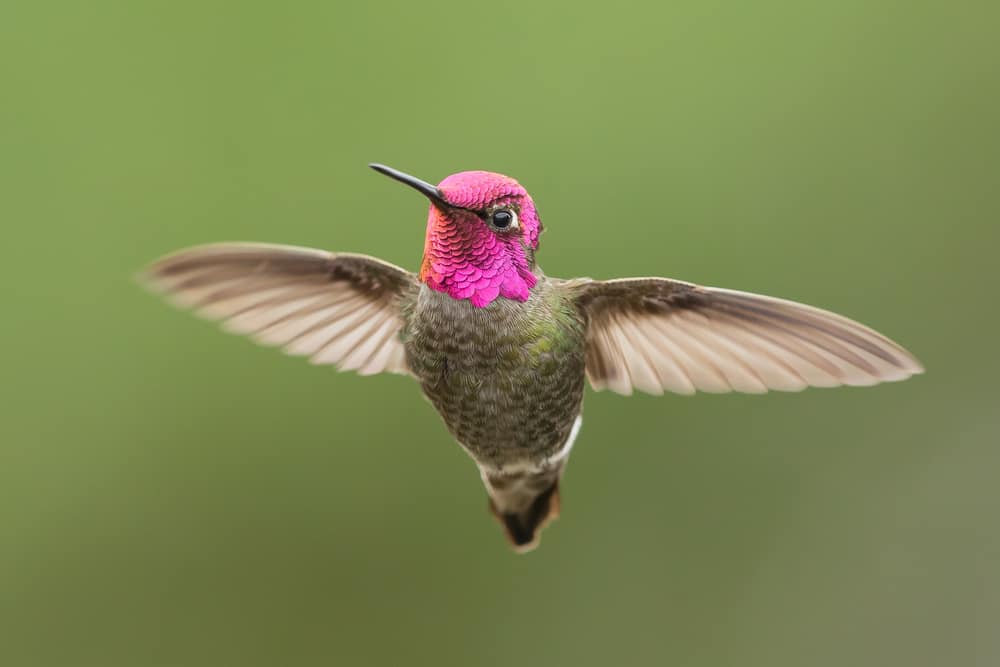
369, 163, 447, 208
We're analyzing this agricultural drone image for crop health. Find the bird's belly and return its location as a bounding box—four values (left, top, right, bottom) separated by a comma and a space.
404, 288, 586, 471
416, 355, 585, 470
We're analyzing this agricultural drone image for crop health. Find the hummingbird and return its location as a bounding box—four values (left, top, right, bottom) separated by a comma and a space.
142, 164, 924, 552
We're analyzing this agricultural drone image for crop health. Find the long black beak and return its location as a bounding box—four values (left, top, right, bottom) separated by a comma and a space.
369, 163, 447, 208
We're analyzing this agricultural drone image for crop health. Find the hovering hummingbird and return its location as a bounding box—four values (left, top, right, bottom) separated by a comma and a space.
142, 164, 923, 552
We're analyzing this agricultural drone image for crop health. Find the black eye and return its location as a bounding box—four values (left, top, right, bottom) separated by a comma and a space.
491, 209, 515, 229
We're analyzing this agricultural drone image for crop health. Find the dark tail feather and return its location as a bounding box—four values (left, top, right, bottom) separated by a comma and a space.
483, 467, 563, 553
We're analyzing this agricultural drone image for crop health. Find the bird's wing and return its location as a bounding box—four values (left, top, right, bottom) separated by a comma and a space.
564, 277, 923, 396
141, 243, 418, 376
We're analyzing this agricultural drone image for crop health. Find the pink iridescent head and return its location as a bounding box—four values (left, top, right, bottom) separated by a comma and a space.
371, 163, 543, 308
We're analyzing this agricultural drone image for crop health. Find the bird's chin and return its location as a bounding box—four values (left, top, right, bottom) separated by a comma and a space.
421, 209, 537, 308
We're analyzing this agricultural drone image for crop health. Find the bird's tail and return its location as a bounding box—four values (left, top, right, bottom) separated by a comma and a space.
481, 465, 564, 553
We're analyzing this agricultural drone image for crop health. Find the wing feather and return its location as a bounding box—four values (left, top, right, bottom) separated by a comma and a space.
141, 243, 418, 376
611, 313, 663, 395
668, 311, 771, 393
570, 277, 923, 396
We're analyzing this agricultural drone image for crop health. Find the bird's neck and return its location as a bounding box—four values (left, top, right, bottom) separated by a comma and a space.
419, 213, 537, 309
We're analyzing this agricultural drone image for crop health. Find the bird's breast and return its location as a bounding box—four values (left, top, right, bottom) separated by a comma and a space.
402, 283, 587, 469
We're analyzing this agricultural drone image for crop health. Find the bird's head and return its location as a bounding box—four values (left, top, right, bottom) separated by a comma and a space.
371, 164, 542, 308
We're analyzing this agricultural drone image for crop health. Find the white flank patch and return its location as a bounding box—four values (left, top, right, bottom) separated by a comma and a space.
547, 415, 583, 466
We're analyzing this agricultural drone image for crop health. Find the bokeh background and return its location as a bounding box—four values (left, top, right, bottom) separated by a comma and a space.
2, 1, 998, 665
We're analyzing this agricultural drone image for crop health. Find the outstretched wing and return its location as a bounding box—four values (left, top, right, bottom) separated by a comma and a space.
141, 243, 418, 376
567, 277, 923, 396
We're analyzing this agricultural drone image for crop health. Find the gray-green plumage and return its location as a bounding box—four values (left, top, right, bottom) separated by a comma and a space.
403, 278, 586, 471
403, 278, 586, 549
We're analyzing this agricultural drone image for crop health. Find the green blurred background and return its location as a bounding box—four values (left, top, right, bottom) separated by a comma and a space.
2, 1, 998, 665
